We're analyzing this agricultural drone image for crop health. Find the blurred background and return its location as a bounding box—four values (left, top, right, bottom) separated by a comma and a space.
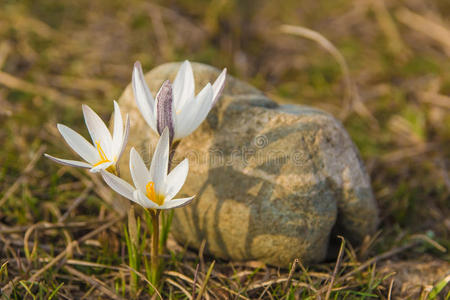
0, 0, 449, 297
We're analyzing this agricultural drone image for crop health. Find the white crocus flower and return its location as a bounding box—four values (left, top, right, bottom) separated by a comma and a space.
101, 128, 194, 209
45, 101, 130, 173
132, 60, 226, 142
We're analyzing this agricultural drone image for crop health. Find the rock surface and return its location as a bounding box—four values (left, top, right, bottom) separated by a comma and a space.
117, 62, 379, 267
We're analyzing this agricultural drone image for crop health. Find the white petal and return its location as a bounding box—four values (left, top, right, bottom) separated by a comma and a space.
165, 158, 189, 202
129, 147, 150, 192
132, 62, 157, 132
175, 83, 214, 140
160, 196, 195, 209
173, 60, 195, 110
134, 190, 159, 209
212, 68, 227, 105
149, 128, 169, 195
44, 154, 92, 169
82, 104, 113, 156
90, 161, 114, 173
132, 190, 148, 208
101, 170, 135, 201
57, 124, 99, 164
112, 101, 123, 154
115, 114, 130, 164
187, 83, 215, 131
173, 94, 194, 140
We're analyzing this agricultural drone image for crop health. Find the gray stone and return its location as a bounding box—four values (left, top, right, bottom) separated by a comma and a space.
117, 62, 379, 267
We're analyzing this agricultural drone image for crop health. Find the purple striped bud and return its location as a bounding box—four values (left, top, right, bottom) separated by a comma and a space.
155, 80, 175, 143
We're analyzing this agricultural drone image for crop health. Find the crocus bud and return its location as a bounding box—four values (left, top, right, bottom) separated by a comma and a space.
155, 80, 175, 144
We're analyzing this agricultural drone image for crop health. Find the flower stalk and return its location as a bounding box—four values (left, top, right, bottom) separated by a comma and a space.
149, 208, 160, 284
148, 139, 179, 286
168, 140, 180, 171
127, 206, 139, 294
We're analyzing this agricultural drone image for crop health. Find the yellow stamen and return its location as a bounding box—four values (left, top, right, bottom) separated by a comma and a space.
146, 181, 164, 206
106, 164, 117, 175
93, 141, 111, 167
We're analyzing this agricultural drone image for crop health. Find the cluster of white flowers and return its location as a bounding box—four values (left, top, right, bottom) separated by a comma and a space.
45, 61, 226, 210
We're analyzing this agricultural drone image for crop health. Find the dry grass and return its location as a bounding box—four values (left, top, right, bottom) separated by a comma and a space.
0, 0, 449, 298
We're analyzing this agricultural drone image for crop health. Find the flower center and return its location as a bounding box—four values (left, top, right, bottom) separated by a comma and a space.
93, 141, 111, 167
146, 181, 164, 206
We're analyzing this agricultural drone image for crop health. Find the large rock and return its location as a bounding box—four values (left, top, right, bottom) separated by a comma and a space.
117, 62, 379, 267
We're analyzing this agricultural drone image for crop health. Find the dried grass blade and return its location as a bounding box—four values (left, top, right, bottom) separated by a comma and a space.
195, 260, 215, 300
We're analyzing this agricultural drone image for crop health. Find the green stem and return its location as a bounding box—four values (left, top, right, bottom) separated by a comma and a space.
150, 209, 160, 284
168, 140, 180, 172
127, 207, 138, 295
148, 141, 179, 288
